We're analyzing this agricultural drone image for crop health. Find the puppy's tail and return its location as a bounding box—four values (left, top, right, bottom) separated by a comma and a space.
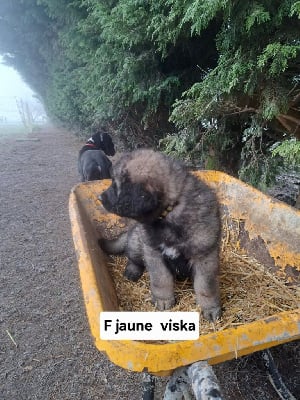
98, 232, 128, 255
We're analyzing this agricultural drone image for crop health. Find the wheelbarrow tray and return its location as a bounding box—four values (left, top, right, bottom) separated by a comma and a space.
69, 170, 300, 375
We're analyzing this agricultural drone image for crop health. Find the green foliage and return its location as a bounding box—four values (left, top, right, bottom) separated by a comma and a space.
0, 0, 55, 96
168, 0, 300, 185
147, 0, 224, 56
159, 129, 202, 165
271, 138, 300, 167
260, 85, 290, 120
159, 119, 240, 172
245, 4, 270, 32
238, 117, 279, 190
171, 1, 300, 124
257, 43, 299, 76
0, 0, 299, 188
290, 1, 300, 17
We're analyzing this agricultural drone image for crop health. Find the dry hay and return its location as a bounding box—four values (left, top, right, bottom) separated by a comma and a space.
103, 216, 299, 336
108, 251, 299, 335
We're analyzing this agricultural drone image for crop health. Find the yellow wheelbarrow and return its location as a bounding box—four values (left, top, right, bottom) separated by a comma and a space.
69, 171, 300, 398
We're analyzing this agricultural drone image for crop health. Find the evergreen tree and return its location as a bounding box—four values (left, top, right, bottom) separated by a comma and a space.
0, 1, 299, 184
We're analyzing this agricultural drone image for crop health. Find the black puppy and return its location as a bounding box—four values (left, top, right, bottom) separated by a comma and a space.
78, 131, 115, 182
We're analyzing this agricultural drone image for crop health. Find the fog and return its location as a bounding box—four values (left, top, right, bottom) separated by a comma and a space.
0, 56, 47, 123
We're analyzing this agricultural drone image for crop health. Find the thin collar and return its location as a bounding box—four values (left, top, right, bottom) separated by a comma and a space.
158, 205, 174, 219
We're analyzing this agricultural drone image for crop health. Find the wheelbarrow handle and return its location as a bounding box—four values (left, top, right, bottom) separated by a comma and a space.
187, 361, 223, 400
163, 362, 223, 400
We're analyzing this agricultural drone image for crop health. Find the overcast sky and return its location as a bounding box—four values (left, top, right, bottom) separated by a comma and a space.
0, 55, 46, 122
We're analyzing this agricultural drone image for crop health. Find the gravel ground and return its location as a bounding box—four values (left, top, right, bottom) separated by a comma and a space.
0, 125, 299, 399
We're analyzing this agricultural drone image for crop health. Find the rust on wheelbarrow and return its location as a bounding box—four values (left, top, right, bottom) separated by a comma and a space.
69, 170, 300, 376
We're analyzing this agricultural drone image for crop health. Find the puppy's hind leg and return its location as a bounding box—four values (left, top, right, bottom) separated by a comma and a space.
124, 261, 145, 282
123, 228, 146, 281
99, 231, 146, 281
191, 248, 221, 322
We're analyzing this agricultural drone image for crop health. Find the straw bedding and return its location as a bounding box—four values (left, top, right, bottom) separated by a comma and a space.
97, 217, 299, 335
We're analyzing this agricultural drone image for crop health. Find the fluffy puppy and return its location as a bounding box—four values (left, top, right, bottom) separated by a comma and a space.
99, 149, 221, 321
78, 131, 115, 182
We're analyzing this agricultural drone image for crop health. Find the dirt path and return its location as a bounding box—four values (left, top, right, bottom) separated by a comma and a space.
0, 126, 299, 399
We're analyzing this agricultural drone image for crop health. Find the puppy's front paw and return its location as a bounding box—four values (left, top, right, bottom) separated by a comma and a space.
152, 296, 175, 310
202, 306, 222, 322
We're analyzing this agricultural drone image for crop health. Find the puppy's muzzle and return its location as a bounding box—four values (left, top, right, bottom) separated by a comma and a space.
99, 181, 160, 220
